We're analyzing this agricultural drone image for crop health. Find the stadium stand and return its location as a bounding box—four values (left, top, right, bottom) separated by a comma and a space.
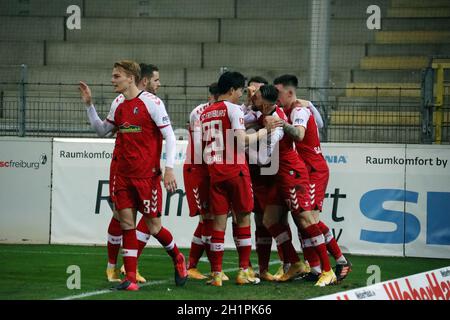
0, 0, 448, 142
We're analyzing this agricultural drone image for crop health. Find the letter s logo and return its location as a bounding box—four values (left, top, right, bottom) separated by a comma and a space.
359, 189, 420, 244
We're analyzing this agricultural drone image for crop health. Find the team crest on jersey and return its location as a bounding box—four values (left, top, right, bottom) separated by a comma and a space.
119, 122, 142, 133
133, 107, 139, 115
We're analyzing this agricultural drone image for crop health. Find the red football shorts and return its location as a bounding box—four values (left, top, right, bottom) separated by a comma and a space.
109, 158, 118, 204
266, 167, 312, 214
307, 167, 329, 211
112, 174, 162, 218
183, 164, 210, 217
209, 174, 254, 215
252, 175, 284, 213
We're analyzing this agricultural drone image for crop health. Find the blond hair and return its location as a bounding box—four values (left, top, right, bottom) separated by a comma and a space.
113, 60, 141, 85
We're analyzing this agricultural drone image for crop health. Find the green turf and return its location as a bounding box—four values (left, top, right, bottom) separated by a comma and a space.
0, 244, 449, 300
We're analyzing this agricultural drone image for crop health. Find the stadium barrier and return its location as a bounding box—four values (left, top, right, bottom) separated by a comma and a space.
312, 266, 450, 300
1, 137, 449, 259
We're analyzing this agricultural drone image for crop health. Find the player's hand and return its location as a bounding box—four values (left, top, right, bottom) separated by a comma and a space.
247, 85, 257, 98
295, 98, 307, 107
264, 116, 284, 131
163, 167, 177, 193
245, 85, 257, 105
79, 81, 93, 106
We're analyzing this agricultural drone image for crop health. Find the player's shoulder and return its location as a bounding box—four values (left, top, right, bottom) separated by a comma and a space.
274, 106, 288, 120
195, 102, 209, 114
190, 102, 209, 119
138, 91, 164, 107
224, 101, 245, 114
293, 105, 311, 116
224, 100, 242, 109
111, 94, 125, 108
298, 99, 312, 108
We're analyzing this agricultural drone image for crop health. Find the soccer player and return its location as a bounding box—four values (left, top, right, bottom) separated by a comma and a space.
184, 82, 229, 280
119, 63, 162, 281
139, 63, 161, 94
200, 71, 258, 287
247, 85, 314, 282
80, 63, 156, 283
79, 60, 187, 291
272, 74, 351, 282
267, 74, 339, 286
80, 63, 161, 284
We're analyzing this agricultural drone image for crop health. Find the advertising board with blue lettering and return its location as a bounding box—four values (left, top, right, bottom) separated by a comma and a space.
49, 139, 450, 258
321, 143, 450, 258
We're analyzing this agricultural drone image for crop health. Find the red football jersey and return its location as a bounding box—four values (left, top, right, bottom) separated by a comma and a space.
258, 106, 307, 175
285, 102, 328, 171
186, 102, 210, 167
106, 91, 170, 178
109, 94, 125, 175
200, 100, 248, 183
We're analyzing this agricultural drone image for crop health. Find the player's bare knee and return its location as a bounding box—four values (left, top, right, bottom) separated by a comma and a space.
213, 214, 227, 231
236, 212, 251, 226
262, 214, 276, 229
297, 211, 316, 227
120, 220, 135, 230
112, 209, 120, 220
312, 211, 320, 223
145, 217, 162, 235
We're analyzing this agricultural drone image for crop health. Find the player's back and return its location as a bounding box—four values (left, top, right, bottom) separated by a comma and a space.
186, 102, 210, 167
200, 100, 248, 183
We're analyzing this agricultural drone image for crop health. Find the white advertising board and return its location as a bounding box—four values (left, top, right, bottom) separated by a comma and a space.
313, 266, 450, 300
50, 139, 237, 248
0, 137, 52, 243
49, 139, 450, 258
404, 145, 450, 258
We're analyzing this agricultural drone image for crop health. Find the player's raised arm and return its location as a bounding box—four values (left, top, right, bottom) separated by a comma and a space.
307, 102, 324, 129
79, 81, 116, 137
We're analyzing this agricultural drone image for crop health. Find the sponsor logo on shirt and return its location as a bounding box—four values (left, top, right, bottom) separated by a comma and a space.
295, 118, 304, 125
162, 116, 170, 124
201, 109, 226, 120
119, 122, 142, 133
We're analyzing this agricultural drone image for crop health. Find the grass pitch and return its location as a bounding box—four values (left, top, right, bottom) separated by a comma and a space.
0, 244, 449, 300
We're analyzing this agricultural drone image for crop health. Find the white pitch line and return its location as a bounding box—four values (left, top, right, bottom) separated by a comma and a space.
57, 260, 282, 300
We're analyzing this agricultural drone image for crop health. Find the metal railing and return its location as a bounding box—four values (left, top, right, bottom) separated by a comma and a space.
0, 82, 448, 144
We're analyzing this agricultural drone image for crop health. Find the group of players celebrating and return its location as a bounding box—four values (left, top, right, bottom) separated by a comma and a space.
79, 60, 352, 291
